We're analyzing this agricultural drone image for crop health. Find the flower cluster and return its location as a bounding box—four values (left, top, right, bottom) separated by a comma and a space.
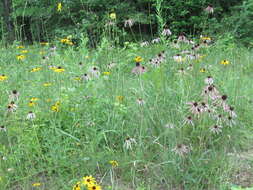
73, 176, 102, 190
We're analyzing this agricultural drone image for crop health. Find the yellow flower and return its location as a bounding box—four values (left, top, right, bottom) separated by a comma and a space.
201, 36, 211, 41
30, 97, 39, 102
16, 45, 24, 49
51, 105, 59, 112
43, 82, 52, 87
199, 68, 206, 73
60, 38, 73, 45
73, 77, 81, 81
73, 182, 81, 190
88, 184, 102, 190
32, 183, 41, 187
103, 72, 111, 75
85, 55, 89, 59
28, 101, 36, 107
134, 56, 143, 63
109, 160, 119, 167
40, 42, 49, 46
46, 99, 52, 102
109, 12, 116, 19
220, 60, 230, 65
53, 67, 65, 73
17, 55, 25, 60
57, 2, 62, 12
83, 176, 96, 186
31, 67, 42, 72
116, 96, 124, 102
0, 75, 8, 81
21, 50, 28, 54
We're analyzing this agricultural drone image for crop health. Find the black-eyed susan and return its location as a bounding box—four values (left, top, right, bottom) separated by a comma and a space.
30, 97, 39, 102
72, 182, 81, 190
16, 45, 24, 49
32, 182, 41, 187
134, 56, 143, 63
40, 42, 49, 46
109, 160, 119, 167
103, 71, 111, 75
83, 175, 96, 186
28, 101, 36, 107
16, 55, 25, 60
220, 60, 230, 65
21, 50, 28, 54
53, 66, 65, 73
199, 68, 206, 73
0, 74, 8, 81
88, 184, 102, 190
31, 67, 42, 72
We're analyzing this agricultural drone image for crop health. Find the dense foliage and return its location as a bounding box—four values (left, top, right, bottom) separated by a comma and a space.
1, 0, 253, 46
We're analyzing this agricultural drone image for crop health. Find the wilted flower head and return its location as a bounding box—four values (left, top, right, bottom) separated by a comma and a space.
172, 144, 191, 156
140, 41, 149, 47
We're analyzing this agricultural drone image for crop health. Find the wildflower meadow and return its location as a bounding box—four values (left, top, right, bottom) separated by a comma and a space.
1, 1, 253, 190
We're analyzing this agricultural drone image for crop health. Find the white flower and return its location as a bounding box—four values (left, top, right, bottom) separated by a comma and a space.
204, 76, 214, 85
140, 41, 149, 47
123, 137, 137, 150
162, 28, 172, 36
136, 98, 145, 106
210, 125, 222, 134
152, 38, 161, 43
81, 73, 91, 81
183, 116, 194, 126
26, 111, 36, 120
204, 5, 214, 14
164, 123, 175, 129
9, 90, 20, 101
88, 66, 100, 78
124, 19, 134, 27
0, 125, 6, 132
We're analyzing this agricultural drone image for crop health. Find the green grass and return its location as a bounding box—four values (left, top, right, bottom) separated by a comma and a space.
0, 41, 253, 190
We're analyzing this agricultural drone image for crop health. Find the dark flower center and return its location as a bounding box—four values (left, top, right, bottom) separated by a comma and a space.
221, 95, 227, 101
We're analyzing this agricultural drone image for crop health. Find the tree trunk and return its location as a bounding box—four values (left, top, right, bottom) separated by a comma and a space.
1, 0, 15, 42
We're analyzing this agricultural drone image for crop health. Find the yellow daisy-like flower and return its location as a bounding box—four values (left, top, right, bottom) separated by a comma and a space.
134, 56, 143, 63
28, 101, 36, 107
21, 50, 28, 54
199, 68, 206, 73
51, 105, 59, 112
40, 42, 49, 46
88, 184, 102, 190
220, 60, 230, 65
72, 182, 81, 190
17, 55, 25, 60
31, 67, 42, 72
73, 77, 81, 81
201, 36, 211, 41
53, 67, 65, 73
57, 2, 62, 12
32, 183, 41, 187
109, 12, 116, 19
0, 74, 8, 81
43, 82, 52, 87
30, 97, 39, 102
16, 45, 24, 49
83, 176, 96, 186
109, 160, 119, 167
103, 72, 111, 75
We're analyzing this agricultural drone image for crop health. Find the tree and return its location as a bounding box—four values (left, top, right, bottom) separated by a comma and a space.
1, 0, 15, 42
